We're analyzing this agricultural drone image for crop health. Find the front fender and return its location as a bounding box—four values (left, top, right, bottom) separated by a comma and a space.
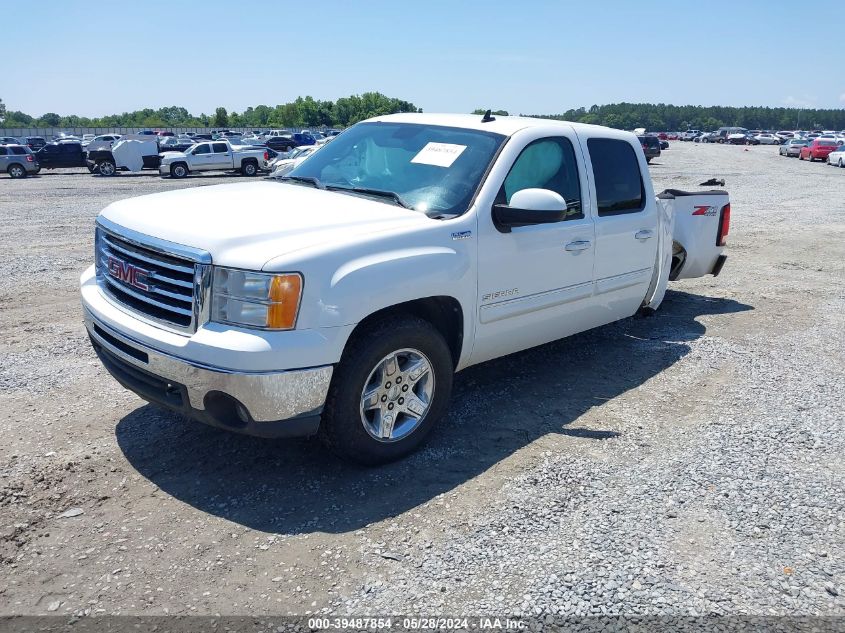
304, 245, 475, 366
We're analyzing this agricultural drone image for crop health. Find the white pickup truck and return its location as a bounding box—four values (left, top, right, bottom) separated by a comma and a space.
81, 113, 730, 464
158, 139, 269, 178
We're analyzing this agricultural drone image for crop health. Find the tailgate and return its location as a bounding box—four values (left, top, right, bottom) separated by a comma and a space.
657, 189, 729, 280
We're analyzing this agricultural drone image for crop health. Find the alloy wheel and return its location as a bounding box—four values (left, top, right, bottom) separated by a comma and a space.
359, 348, 435, 442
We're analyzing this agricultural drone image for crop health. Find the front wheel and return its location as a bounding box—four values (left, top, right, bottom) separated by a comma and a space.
320, 315, 454, 465
170, 162, 188, 178
97, 159, 116, 176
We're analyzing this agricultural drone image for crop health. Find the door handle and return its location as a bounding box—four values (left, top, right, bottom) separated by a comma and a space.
635, 230, 654, 240
565, 240, 591, 251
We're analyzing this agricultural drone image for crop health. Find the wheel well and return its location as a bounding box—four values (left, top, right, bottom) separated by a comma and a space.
669, 241, 686, 281
349, 297, 464, 368
8, 162, 24, 172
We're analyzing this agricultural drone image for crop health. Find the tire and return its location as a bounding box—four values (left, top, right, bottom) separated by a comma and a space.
646, 157, 652, 164
97, 159, 116, 176
241, 160, 258, 176
7, 164, 26, 179
839, 158, 844, 168
320, 315, 454, 465
808, 154, 814, 162
170, 162, 188, 178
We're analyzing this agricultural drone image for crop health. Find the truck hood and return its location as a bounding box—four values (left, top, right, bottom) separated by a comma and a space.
98, 181, 430, 269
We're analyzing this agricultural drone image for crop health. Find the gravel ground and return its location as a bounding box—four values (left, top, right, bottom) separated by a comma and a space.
0, 145, 843, 621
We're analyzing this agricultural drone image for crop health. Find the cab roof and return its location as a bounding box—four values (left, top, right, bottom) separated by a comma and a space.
368, 112, 625, 139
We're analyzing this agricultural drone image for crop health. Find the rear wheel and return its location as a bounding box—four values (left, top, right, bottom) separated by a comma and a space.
8, 164, 26, 179
170, 162, 188, 178
839, 158, 844, 168
320, 315, 453, 465
241, 160, 258, 176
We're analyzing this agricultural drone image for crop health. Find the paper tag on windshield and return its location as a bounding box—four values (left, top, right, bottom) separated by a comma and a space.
411, 142, 467, 168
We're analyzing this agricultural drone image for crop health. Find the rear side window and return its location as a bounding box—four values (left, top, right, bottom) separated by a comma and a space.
10, 146, 28, 155
0, 147, 7, 156
587, 138, 645, 216
497, 137, 582, 219
212, 143, 229, 153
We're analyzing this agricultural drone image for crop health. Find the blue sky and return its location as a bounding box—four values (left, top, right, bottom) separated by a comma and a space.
4, 0, 844, 117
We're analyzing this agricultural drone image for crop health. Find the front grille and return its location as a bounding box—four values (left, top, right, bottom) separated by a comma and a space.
96, 225, 204, 332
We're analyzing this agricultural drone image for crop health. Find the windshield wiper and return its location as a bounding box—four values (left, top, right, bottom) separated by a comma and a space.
328, 186, 411, 209
280, 175, 325, 189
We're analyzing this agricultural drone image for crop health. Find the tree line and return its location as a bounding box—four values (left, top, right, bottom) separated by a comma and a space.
3, 95, 844, 132
0, 93, 421, 129
519, 103, 845, 132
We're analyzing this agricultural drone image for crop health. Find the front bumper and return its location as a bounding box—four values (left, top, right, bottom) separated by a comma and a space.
85, 311, 333, 438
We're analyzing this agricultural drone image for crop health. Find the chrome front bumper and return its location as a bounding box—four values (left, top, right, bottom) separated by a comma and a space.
85, 311, 333, 437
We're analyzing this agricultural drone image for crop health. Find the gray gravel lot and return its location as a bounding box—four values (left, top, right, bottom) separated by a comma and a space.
0, 145, 843, 620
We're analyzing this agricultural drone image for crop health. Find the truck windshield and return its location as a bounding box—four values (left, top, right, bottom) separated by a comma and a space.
284, 122, 506, 216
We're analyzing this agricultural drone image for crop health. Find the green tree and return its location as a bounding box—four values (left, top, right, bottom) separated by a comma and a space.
39, 112, 61, 126
213, 107, 229, 127
0, 98, 6, 122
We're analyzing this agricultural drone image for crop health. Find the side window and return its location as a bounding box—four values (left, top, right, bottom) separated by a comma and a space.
11, 146, 27, 155
497, 137, 582, 219
0, 147, 7, 156
193, 144, 211, 154
212, 142, 229, 153
587, 138, 645, 216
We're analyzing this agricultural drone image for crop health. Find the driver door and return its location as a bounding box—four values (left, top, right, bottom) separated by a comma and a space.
191, 143, 213, 168
471, 134, 596, 365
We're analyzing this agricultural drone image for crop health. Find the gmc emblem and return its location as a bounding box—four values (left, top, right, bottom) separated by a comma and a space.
107, 255, 150, 291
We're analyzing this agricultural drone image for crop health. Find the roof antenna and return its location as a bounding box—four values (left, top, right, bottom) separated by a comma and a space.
481, 109, 496, 123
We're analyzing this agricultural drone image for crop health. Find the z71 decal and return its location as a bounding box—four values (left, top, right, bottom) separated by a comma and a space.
692, 205, 718, 217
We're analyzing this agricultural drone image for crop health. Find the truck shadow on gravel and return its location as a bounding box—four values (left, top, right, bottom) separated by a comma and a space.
115, 289, 752, 534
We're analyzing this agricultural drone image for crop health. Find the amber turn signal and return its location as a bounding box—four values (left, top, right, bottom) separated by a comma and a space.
266, 274, 302, 329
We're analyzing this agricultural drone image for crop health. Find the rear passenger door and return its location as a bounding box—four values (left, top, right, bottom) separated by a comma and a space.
582, 136, 659, 320
210, 142, 234, 168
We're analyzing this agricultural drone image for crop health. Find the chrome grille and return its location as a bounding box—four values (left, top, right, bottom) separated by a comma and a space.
95, 219, 211, 333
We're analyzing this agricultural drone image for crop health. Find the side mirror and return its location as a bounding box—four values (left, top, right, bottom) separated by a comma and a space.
492, 188, 567, 233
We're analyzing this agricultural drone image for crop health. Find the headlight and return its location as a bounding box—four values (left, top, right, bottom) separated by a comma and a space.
211, 268, 302, 330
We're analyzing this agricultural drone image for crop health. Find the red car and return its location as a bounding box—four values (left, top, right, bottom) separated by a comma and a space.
799, 139, 838, 162
657, 132, 668, 140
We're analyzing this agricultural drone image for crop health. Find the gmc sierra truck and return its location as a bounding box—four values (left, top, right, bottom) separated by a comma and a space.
158, 140, 269, 178
81, 113, 730, 464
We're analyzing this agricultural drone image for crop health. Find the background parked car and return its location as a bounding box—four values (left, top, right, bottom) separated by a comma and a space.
25, 136, 47, 151
158, 136, 195, 153
264, 135, 300, 152
827, 144, 845, 167
35, 142, 88, 169
728, 132, 759, 145
754, 133, 780, 145
780, 139, 808, 157
800, 139, 838, 162
1, 144, 39, 178
1, 136, 22, 145
638, 135, 661, 163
